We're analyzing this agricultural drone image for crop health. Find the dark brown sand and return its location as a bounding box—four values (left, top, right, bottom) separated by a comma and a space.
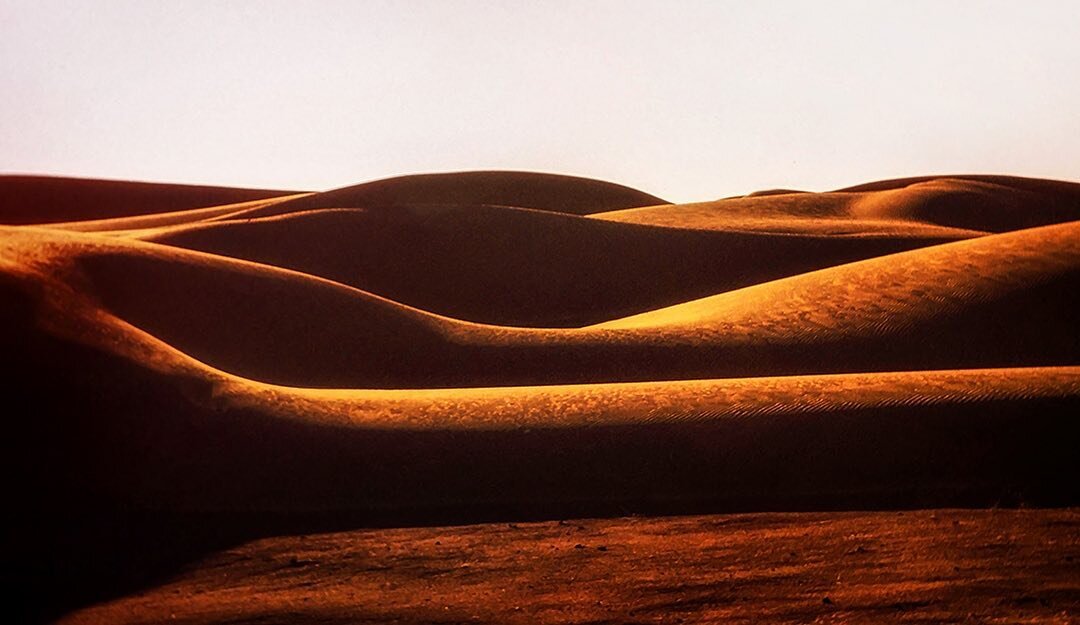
60, 510, 1080, 625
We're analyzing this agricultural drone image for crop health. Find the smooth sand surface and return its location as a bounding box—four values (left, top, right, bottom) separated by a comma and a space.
3, 218, 1075, 387
43, 193, 314, 233
0, 175, 300, 225
3, 171, 1078, 622
592, 176, 1080, 234
135, 204, 965, 326
219, 170, 668, 219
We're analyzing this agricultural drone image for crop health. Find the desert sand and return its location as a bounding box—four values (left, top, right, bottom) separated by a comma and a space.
2, 171, 1077, 623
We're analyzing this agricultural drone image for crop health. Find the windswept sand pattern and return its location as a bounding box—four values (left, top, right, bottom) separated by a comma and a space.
2, 171, 1078, 623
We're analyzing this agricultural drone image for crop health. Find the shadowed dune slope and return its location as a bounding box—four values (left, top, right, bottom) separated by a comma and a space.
1, 227, 463, 388
223, 171, 667, 220
594, 176, 1080, 234
3, 220, 1077, 388
140, 205, 963, 326
3, 265, 1077, 512
0, 175, 300, 225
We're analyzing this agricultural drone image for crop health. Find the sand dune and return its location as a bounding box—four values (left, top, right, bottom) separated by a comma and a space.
594, 176, 1080, 234
4, 171, 1078, 623
3, 217, 1075, 388
221, 170, 667, 221
42, 193, 313, 233
6, 266, 1078, 512
834, 173, 1080, 195
0, 175, 300, 225
137, 204, 963, 326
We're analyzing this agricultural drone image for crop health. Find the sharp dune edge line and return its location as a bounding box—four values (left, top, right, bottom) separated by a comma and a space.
45, 192, 315, 233
0, 175, 302, 225
3, 216, 1076, 387
5, 229, 1078, 426
132, 202, 971, 327
11, 254, 1080, 432
591, 218, 1079, 331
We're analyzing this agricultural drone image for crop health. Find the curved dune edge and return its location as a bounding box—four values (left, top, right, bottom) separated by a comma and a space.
42, 192, 315, 233
590, 219, 1080, 333
3, 218, 1077, 388
0, 175, 302, 225
592, 176, 1080, 235
5, 224, 1077, 428
222, 170, 668, 220
9, 275, 1080, 515
134, 203, 967, 326
4, 227, 1078, 430
29, 273, 1080, 429
832, 173, 1080, 194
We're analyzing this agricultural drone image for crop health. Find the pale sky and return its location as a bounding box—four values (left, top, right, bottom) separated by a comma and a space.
2, 0, 1078, 202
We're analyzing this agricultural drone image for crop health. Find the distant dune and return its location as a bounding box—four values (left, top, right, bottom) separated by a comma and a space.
45, 193, 312, 233
0, 175, 300, 224
227, 171, 668, 220
3, 171, 1078, 623
136, 204, 962, 326
593, 176, 1080, 234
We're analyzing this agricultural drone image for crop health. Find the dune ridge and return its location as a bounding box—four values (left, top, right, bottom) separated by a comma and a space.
3, 215, 1075, 388
42, 193, 314, 233
0, 175, 301, 225
218, 170, 667, 220
6, 271, 1078, 513
593, 176, 1080, 234
135, 203, 965, 326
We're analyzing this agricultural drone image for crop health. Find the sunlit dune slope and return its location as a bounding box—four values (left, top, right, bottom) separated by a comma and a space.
584, 220, 1079, 378
2, 220, 1076, 388
223, 171, 667, 220
4, 271, 1077, 512
0, 175, 300, 225
834, 173, 1080, 195
138, 204, 962, 326
593, 176, 1080, 234
42, 193, 313, 233
2, 226, 461, 388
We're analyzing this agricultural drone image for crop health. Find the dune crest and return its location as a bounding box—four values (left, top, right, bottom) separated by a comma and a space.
137, 203, 963, 326
224, 170, 667, 220
593, 175, 1080, 235
0, 175, 300, 225
3, 216, 1077, 388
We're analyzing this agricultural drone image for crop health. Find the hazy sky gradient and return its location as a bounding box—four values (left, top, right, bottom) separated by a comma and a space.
2, 0, 1078, 201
